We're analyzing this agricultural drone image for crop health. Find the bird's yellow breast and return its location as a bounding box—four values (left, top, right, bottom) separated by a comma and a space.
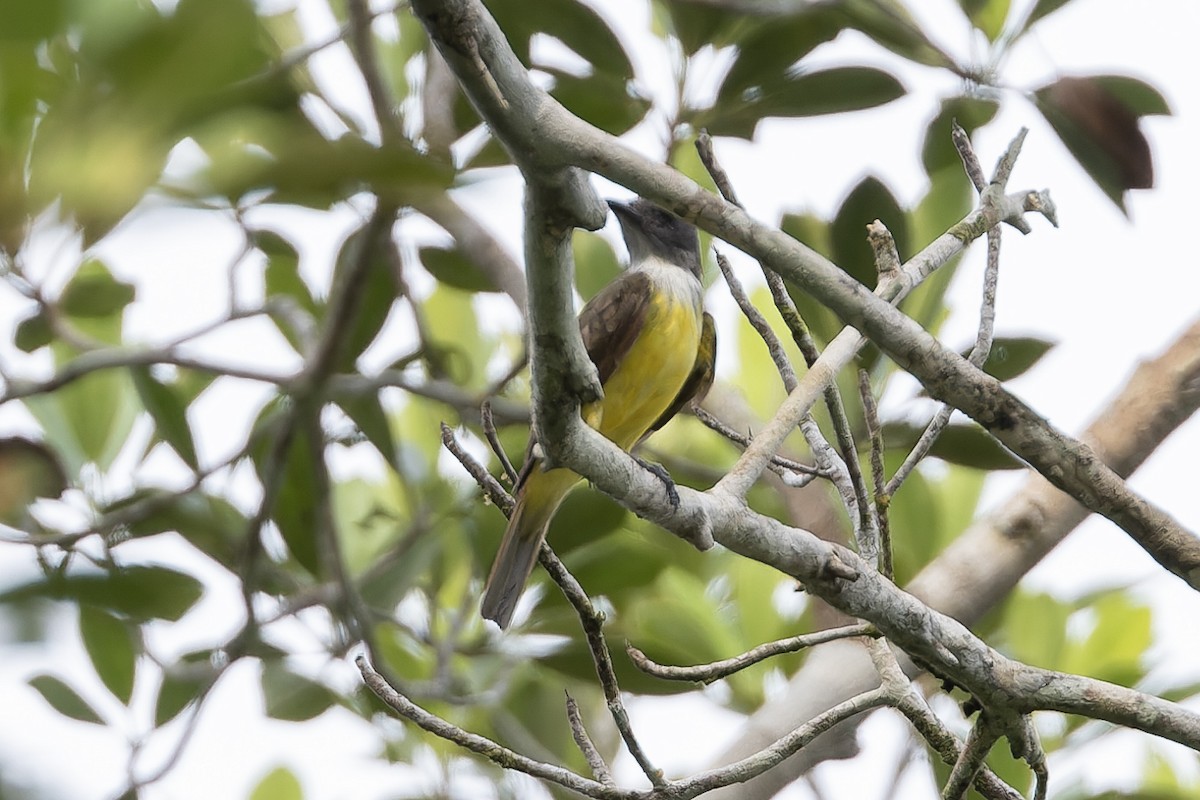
585, 272, 702, 449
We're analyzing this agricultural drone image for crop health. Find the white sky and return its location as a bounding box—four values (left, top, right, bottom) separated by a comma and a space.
1, 0, 1198, 798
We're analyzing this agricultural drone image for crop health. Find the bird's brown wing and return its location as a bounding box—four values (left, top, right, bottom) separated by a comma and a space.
645, 310, 716, 436
513, 272, 652, 490
580, 270, 653, 385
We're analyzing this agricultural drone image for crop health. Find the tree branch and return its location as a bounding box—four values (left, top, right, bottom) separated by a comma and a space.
626, 623, 876, 685
705, 317, 1200, 797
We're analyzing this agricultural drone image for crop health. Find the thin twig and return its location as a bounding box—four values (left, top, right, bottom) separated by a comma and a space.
700, 139, 875, 558
334, 371, 530, 424
866, 639, 1022, 800
715, 250, 797, 390
886, 141, 1005, 498
626, 623, 876, 684
952, 121, 988, 193
695, 130, 742, 207
358, 656, 627, 799
942, 714, 1002, 800
990, 126, 1028, 189
668, 688, 892, 797
440, 422, 515, 515
536, 548, 666, 789
690, 405, 823, 484
117, 662, 231, 799
481, 400, 519, 485
858, 370, 893, 580
565, 691, 614, 786
1032, 761, 1049, 800
346, 0, 405, 146
717, 250, 864, 541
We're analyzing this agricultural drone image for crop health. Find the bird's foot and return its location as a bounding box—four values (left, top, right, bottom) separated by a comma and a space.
635, 456, 679, 510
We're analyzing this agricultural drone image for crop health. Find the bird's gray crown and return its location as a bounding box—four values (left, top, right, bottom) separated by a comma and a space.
608, 198, 701, 278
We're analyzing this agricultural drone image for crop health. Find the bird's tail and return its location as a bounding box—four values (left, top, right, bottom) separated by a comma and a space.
481, 467, 579, 628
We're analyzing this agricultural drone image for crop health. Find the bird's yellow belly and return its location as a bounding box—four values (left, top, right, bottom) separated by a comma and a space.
585, 292, 701, 450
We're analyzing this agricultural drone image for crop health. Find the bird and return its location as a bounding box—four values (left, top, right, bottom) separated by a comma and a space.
481, 198, 717, 629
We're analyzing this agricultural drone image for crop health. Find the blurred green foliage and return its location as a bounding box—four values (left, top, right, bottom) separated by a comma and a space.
0, 0, 1190, 798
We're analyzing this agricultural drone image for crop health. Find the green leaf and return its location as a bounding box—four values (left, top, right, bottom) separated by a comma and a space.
249, 767, 304, 800
79, 605, 139, 704
0, 0, 67, 41
130, 367, 199, 470
29, 674, 104, 724
0, 437, 68, 525
155, 660, 209, 726
332, 223, 398, 371
1035, 76, 1155, 212
882, 421, 1022, 471
836, 0, 955, 68
261, 661, 336, 722
704, 67, 905, 139
549, 68, 649, 136
627, 568, 746, 695
1019, 0, 1074, 33
959, 0, 1010, 41
332, 476, 409, 577
0, 565, 204, 622
26, 312, 140, 474
1090, 75, 1172, 118
14, 310, 53, 352
652, 0, 744, 54
419, 246, 500, 293
113, 489, 246, 566
29, 362, 139, 472
974, 337, 1056, 381
573, 230, 621, 302
716, 11, 844, 106
424, 284, 486, 389
1002, 591, 1070, 669
336, 393, 399, 470
1063, 592, 1151, 686
250, 400, 321, 575
59, 259, 136, 318
655, 0, 745, 55
831, 176, 909, 291
488, 0, 634, 79
920, 95, 1000, 177
256, 229, 318, 353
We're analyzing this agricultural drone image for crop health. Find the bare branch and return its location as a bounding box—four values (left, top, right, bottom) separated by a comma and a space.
715, 249, 796, 390
333, 371, 529, 425
698, 135, 875, 561
690, 404, 823, 484
565, 691, 614, 786
626, 623, 876, 684
887, 195, 1003, 497
668, 688, 891, 797
942, 715, 1002, 800
346, 0, 404, 146
706, 319, 1200, 793
440, 422, 515, 516
357, 656, 628, 799
858, 370, 893, 580
481, 400, 520, 485
536, 548, 666, 788
695, 130, 742, 208
952, 121, 988, 193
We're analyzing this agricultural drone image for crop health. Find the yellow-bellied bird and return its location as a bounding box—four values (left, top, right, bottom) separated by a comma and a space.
481, 199, 717, 628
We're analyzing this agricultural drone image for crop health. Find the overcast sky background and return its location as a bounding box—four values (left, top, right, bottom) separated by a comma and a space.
1, 0, 1198, 798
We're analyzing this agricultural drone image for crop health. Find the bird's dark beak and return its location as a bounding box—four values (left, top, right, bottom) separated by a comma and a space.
607, 199, 634, 219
